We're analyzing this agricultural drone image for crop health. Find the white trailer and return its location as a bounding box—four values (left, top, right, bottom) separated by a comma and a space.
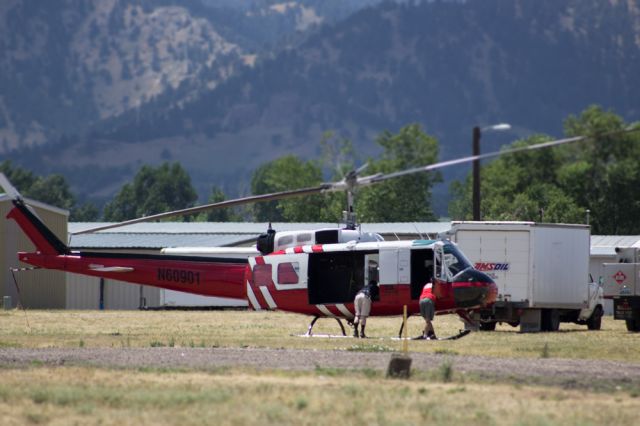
447, 222, 603, 332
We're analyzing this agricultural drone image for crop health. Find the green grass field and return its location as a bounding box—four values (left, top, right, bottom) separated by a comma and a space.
1, 310, 639, 362
1, 366, 639, 426
0, 310, 639, 425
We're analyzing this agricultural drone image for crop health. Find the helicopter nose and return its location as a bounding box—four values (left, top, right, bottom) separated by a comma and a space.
484, 279, 498, 306
451, 269, 498, 309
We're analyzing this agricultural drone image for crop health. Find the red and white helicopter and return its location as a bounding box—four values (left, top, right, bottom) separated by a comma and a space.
0, 130, 618, 337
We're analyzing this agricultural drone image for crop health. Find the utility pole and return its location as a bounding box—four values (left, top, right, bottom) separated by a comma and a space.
472, 126, 481, 221
471, 123, 511, 221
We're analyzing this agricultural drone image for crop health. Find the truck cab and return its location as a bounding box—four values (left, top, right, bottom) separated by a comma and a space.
602, 247, 640, 331
576, 275, 604, 329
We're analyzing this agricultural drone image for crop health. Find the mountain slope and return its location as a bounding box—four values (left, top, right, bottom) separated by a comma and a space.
7, 0, 640, 211
0, 0, 247, 151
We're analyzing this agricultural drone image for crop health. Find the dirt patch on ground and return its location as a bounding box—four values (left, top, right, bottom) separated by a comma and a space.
2, 347, 639, 388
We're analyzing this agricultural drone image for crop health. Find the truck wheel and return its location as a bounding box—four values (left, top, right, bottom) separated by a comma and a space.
586, 306, 602, 330
626, 318, 640, 332
479, 321, 497, 331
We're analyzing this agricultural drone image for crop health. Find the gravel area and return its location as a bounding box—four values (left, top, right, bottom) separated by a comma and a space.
2, 347, 639, 387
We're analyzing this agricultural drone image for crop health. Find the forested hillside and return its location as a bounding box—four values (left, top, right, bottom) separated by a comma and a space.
0, 0, 250, 151
3, 0, 639, 213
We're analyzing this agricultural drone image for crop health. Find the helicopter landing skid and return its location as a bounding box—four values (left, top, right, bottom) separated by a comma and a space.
411, 329, 471, 341
302, 315, 348, 337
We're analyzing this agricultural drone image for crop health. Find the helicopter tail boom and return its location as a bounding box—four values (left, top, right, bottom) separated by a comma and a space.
4, 189, 247, 300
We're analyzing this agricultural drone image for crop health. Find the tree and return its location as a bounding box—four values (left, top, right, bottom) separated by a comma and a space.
198, 185, 242, 222
249, 131, 362, 223
356, 124, 441, 222
317, 131, 360, 222
1, 160, 85, 212
0, 160, 37, 192
71, 202, 100, 222
28, 174, 75, 211
250, 155, 335, 222
449, 106, 640, 233
250, 125, 441, 223
450, 134, 583, 222
103, 162, 198, 221
0, 160, 100, 221
560, 106, 640, 233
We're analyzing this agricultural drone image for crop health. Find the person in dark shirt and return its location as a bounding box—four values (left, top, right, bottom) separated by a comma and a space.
353, 280, 379, 338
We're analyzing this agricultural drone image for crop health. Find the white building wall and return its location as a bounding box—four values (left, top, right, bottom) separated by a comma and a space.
66, 273, 100, 309
2, 198, 67, 308
104, 280, 159, 310
158, 290, 246, 308
65, 272, 159, 309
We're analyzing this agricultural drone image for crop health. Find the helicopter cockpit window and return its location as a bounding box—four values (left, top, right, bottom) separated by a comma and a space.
253, 264, 272, 286
435, 252, 444, 281
278, 262, 300, 284
443, 244, 472, 276
296, 233, 312, 244
277, 235, 294, 247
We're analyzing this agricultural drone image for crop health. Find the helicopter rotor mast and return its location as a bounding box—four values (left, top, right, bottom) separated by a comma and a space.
340, 162, 370, 230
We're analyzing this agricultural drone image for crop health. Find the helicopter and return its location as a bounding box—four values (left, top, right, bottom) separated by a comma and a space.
1, 129, 631, 337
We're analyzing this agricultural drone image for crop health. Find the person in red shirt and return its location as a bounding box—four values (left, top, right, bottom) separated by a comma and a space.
419, 282, 437, 340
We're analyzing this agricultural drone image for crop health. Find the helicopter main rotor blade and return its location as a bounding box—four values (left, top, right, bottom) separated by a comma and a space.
355, 127, 639, 187
72, 183, 336, 235
71, 126, 639, 235
0, 173, 22, 200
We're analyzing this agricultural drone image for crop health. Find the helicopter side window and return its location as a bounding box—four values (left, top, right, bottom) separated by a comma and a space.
253, 264, 273, 286
296, 233, 312, 244
277, 262, 300, 285
277, 235, 294, 247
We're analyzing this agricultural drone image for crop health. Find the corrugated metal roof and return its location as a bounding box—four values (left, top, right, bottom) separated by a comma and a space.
68, 222, 640, 251
67, 221, 453, 249
591, 235, 640, 248
590, 235, 640, 256
69, 221, 452, 235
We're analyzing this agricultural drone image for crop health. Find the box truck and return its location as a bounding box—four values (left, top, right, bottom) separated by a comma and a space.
446, 222, 603, 332
602, 247, 640, 331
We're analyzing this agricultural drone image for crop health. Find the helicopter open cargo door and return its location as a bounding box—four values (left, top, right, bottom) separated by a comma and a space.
379, 248, 411, 286
307, 251, 370, 305
410, 248, 434, 299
